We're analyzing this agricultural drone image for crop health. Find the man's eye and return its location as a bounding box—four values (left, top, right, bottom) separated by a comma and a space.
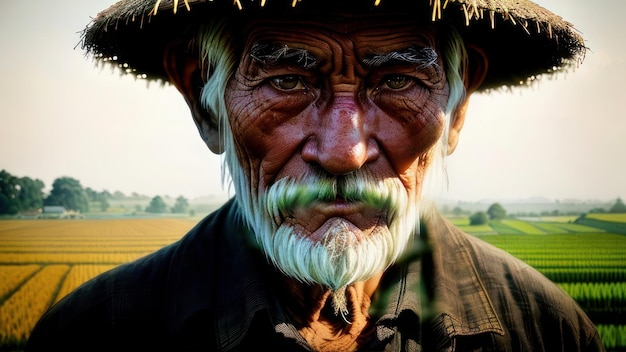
271, 75, 305, 91
382, 74, 413, 90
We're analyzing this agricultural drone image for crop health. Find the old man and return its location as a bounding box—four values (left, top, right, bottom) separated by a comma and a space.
26, 0, 603, 351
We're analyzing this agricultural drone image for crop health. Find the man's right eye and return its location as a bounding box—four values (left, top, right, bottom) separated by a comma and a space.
271, 75, 305, 91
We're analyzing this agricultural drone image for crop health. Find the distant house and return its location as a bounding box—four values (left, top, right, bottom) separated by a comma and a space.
43, 205, 66, 214
41, 206, 67, 219
41, 206, 85, 219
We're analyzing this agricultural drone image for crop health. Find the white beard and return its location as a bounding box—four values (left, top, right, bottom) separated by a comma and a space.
236, 168, 420, 301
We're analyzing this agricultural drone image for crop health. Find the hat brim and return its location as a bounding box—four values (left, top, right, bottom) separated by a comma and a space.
81, 0, 585, 91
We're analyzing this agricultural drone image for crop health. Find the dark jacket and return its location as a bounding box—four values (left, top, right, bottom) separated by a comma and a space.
25, 199, 604, 351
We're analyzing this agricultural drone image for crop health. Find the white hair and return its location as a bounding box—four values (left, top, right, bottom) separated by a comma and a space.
420, 25, 467, 213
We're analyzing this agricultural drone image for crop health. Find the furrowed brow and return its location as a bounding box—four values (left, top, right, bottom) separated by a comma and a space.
362, 46, 438, 70
249, 42, 318, 70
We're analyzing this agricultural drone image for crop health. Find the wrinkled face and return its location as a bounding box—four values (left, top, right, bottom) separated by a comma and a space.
224, 14, 449, 291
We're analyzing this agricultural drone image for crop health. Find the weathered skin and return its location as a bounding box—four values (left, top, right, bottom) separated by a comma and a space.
228, 16, 447, 232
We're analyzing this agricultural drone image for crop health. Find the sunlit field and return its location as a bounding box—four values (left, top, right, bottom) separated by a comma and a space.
0, 216, 625, 351
0, 218, 197, 350
588, 213, 626, 223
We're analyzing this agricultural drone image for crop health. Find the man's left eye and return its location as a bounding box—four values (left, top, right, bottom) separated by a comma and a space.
271, 75, 306, 91
382, 74, 414, 90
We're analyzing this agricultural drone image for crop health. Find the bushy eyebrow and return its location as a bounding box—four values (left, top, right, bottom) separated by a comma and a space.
362, 46, 438, 70
249, 42, 318, 70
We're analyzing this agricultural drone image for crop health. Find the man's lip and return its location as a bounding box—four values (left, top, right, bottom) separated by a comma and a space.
285, 201, 387, 243
306, 201, 364, 217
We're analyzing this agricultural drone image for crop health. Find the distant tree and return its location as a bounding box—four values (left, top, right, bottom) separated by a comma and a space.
609, 198, 626, 213
45, 177, 89, 213
85, 187, 98, 202
112, 191, 126, 200
0, 194, 15, 215
84, 188, 110, 212
17, 176, 44, 211
0, 170, 45, 214
130, 192, 149, 200
0, 170, 20, 214
487, 203, 506, 220
145, 195, 167, 213
452, 206, 464, 216
469, 211, 488, 225
171, 196, 189, 214
589, 208, 606, 214
96, 193, 110, 212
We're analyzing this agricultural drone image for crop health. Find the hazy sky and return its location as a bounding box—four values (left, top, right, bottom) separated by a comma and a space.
1, 0, 624, 202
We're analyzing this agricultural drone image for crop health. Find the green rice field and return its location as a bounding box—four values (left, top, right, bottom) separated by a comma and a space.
454, 216, 626, 351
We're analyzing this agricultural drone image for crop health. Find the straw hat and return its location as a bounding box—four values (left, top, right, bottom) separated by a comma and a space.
81, 0, 585, 91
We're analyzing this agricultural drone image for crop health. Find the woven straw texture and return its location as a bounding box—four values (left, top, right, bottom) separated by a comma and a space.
81, 0, 585, 90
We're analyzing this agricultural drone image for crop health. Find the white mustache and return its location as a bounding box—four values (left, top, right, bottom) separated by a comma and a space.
262, 169, 408, 227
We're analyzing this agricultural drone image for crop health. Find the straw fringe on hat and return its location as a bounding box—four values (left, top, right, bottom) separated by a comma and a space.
81, 0, 586, 91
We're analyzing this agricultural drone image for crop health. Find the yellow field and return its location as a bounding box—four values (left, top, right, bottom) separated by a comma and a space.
587, 213, 626, 223
0, 218, 199, 349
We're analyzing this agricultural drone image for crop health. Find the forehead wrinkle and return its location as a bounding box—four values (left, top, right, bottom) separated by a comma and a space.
326, 35, 358, 84
362, 46, 439, 70
249, 42, 318, 70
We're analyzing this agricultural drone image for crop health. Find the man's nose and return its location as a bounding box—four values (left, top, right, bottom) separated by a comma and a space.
302, 97, 379, 175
